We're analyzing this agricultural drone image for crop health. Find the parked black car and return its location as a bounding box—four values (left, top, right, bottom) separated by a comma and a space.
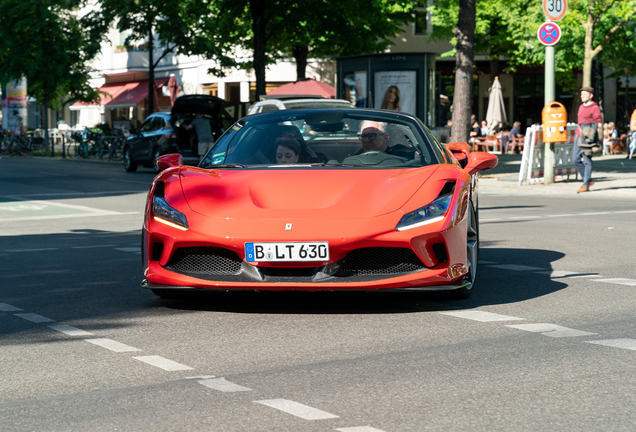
123, 95, 233, 172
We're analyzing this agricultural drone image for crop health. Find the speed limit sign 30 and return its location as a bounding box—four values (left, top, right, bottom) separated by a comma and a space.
543, 0, 567, 22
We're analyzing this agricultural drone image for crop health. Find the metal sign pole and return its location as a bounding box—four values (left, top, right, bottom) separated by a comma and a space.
544, 44, 556, 184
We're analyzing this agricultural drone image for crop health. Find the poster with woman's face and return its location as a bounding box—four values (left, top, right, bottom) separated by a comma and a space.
374, 71, 417, 115
343, 72, 367, 108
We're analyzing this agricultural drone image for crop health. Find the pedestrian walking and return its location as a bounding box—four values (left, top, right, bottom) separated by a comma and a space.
574, 87, 602, 193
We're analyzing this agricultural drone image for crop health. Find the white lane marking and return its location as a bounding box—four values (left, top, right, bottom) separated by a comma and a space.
114, 247, 141, 253
536, 270, 602, 278
133, 355, 193, 371
586, 339, 636, 351
4, 190, 144, 197
488, 264, 547, 271
14, 313, 55, 323
254, 399, 339, 420
0, 303, 23, 312
85, 338, 141, 352
72, 244, 116, 249
6, 248, 59, 252
545, 214, 576, 218
48, 325, 94, 336
478, 260, 498, 264
1, 212, 139, 222
199, 378, 252, 392
336, 427, 387, 432
506, 323, 596, 338
440, 310, 524, 322
579, 212, 611, 216
615, 210, 636, 214
186, 375, 216, 380
592, 278, 636, 286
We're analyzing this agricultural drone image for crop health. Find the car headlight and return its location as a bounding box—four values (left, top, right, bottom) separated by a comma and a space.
152, 196, 189, 231
396, 195, 452, 231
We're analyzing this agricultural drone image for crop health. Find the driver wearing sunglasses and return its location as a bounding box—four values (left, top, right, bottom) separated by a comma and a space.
356, 121, 415, 159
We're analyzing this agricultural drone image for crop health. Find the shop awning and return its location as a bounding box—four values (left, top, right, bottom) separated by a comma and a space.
70, 77, 169, 110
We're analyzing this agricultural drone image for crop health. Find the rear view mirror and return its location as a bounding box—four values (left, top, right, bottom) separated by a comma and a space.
464, 152, 498, 175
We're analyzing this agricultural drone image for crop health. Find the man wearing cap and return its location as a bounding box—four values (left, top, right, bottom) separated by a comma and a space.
574, 86, 602, 193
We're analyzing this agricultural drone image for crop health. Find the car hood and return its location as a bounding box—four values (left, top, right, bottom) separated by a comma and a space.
179, 166, 439, 219
172, 95, 225, 118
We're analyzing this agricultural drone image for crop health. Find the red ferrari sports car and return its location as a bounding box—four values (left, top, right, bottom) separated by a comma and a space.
142, 109, 497, 299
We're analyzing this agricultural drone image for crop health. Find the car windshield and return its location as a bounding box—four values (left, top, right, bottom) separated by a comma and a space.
201, 110, 444, 169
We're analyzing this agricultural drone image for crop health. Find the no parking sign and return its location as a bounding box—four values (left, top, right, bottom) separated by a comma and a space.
537, 22, 562, 46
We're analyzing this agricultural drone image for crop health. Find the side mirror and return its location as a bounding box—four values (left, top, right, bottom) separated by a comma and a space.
156, 154, 184, 170
444, 142, 471, 168
464, 152, 498, 175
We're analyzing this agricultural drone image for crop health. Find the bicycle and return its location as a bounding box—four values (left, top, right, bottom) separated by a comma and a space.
74, 128, 101, 158
98, 134, 124, 161
18, 135, 47, 156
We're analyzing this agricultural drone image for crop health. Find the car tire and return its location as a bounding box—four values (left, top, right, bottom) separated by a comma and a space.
448, 201, 479, 300
152, 147, 162, 173
124, 147, 138, 172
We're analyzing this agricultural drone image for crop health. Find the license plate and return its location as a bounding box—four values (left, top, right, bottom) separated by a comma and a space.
245, 242, 329, 262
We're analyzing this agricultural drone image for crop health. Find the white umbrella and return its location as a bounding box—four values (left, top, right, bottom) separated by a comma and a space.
485, 77, 507, 134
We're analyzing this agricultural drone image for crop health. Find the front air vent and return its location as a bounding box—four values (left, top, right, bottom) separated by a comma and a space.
341, 247, 426, 276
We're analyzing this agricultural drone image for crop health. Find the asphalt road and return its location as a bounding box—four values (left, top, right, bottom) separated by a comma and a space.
1, 157, 636, 431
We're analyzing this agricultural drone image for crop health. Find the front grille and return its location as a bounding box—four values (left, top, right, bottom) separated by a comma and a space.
341, 247, 426, 276
165, 247, 242, 275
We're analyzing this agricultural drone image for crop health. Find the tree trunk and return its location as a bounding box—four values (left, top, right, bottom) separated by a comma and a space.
148, 23, 155, 114
490, 55, 500, 83
292, 45, 309, 81
250, 0, 268, 98
582, 11, 594, 88
450, 0, 476, 144
597, 61, 604, 122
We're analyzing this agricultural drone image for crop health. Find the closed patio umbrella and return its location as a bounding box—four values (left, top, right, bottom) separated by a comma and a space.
485, 77, 507, 134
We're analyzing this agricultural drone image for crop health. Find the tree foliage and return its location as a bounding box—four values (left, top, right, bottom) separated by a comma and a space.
0, 0, 107, 109
430, 0, 636, 92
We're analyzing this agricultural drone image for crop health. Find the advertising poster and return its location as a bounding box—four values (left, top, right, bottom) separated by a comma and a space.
343, 72, 367, 108
3, 78, 28, 134
374, 71, 417, 115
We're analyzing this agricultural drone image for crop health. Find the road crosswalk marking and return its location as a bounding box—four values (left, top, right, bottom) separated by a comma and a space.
85, 338, 141, 352
0, 303, 23, 312
586, 339, 636, 351
592, 278, 636, 286
133, 355, 193, 371
48, 325, 94, 336
199, 377, 252, 392
14, 313, 55, 323
439, 310, 524, 322
506, 323, 596, 338
254, 399, 339, 420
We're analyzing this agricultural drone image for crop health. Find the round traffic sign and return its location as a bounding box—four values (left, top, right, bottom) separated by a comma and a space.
543, 0, 567, 22
537, 22, 562, 46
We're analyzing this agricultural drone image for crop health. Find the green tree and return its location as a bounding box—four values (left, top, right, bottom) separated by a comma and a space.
0, 0, 107, 155
101, 0, 202, 114
272, 0, 418, 81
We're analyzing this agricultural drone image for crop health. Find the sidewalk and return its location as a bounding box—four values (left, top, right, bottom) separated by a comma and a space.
479, 153, 636, 198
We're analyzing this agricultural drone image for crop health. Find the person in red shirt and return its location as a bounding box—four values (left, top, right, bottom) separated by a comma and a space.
574, 86, 602, 193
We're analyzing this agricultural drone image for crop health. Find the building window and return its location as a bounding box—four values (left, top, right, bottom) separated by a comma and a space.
414, 10, 427, 35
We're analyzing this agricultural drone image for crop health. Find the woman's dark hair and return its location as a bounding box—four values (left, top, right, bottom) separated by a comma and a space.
275, 132, 301, 155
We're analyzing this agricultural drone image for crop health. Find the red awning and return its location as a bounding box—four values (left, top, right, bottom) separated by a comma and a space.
70, 77, 169, 110
267, 78, 335, 99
